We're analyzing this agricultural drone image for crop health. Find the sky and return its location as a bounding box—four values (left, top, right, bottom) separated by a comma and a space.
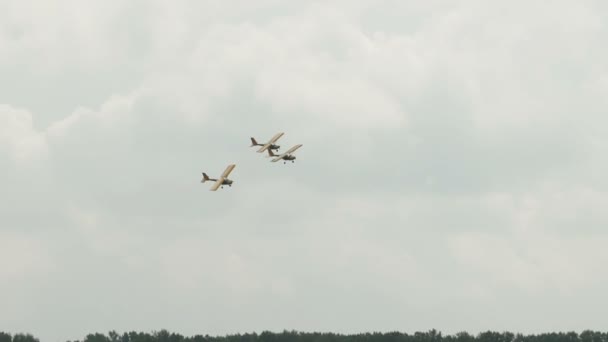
1, 0, 608, 341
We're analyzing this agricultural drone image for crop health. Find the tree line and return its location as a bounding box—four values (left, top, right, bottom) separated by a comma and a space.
1, 330, 608, 342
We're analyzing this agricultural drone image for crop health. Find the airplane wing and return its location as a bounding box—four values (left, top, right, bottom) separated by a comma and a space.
283, 144, 303, 155
220, 164, 236, 178
257, 144, 272, 153
257, 132, 284, 153
209, 177, 225, 191
269, 132, 285, 143
271, 156, 282, 162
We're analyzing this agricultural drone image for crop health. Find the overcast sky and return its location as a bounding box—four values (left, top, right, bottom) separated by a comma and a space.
1, 1, 608, 341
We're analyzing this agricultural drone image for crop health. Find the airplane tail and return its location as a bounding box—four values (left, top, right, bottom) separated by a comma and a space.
250, 137, 260, 146
201, 173, 210, 183
267, 149, 277, 157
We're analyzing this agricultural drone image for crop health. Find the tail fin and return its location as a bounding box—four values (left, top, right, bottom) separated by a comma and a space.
250, 137, 259, 146
202, 173, 210, 183
267, 149, 276, 157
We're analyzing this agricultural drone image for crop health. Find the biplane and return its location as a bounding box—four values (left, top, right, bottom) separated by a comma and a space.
267, 144, 303, 164
201, 164, 236, 191
250, 132, 284, 153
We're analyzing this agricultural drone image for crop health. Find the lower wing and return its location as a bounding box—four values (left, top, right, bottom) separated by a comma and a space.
209, 177, 225, 191
257, 143, 271, 153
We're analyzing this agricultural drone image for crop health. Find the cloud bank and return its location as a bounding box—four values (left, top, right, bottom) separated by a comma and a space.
1, 1, 607, 341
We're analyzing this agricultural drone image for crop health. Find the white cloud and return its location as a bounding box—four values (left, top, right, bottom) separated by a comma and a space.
448, 182, 608, 296
0, 1, 132, 72
449, 231, 608, 296
2, 1, 608, 340
46, 93, 138, 139
0, 231, 54, 282
0, 104, 48, 162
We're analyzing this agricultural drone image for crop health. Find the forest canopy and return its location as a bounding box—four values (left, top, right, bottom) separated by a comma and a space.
1, 330, 608, 342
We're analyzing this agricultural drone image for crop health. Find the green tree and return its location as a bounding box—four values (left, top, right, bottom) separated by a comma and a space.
108, 331, 121, 342
581, 330, 605, 342
0, 332, 12, 342
84, 333, 110, 342
11, 334, 38, 342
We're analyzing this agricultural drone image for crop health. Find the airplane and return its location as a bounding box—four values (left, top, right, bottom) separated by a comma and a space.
267, 144, 303, 164
201, 164, 236, 191
251, 132, 284, 153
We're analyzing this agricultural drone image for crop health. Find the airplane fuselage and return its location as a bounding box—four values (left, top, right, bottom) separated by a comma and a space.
209, 178, 233, 188
206, 178, 233, 185
269, 144, 280, 151
257, 143, 280, 151
280, 155, 296, 164
220, 178, 233, 188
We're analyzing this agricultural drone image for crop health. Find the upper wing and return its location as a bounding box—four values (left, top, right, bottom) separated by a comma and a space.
269, 132, 284, 143
256, 132, 284, 152
220, 164, 236, 178
209, 177, 224, 191
283, 144, 303, 155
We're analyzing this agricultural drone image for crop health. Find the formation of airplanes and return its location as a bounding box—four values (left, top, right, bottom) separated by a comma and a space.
201, 132, 303, 191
